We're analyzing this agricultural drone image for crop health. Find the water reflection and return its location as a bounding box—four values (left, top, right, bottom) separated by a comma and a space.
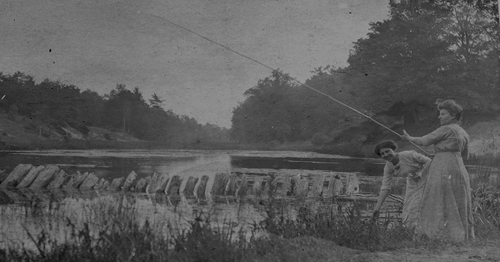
0, 149, 233, 180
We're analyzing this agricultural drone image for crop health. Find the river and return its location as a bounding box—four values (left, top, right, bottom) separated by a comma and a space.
0, 149, 385, 179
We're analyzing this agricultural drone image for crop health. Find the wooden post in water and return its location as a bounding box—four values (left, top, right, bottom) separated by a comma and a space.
211, 173, 230, 196
166, 175, 182, 196
332, 174, 343, 196
269, 173, 281, 197
147, 173, 160, 193
236, 174, 248, 197
79, 172, 100, 190
345, 173, 360, 195
243, 176, 255, 196
108, 177, 125, 191
195, 175, 209, 199
61, 174, 77, 191
121, 171, 138, 191
150, 173, 170, 194
47, 170, 69, 190
183, 176, 199, 197
252, 176, 265, 197
295, 174, 309, 197
321, 173, 334, 198
225, 174, 239, 196
16, 165, 45, 189
132, 177, 148, 192
0, 191, 13, 204
28, 165, 59, 190
0, 164, 33, 188
3, 188, 28, 203
282, 173, 293, 197
271, 173, 290, 197
72, 172, 91, 189
287, 175, 297, 196
95, 178, 110, 191
308, 173, 325, 197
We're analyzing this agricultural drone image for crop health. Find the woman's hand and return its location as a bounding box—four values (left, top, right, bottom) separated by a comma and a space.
409, 172, 422, 182
401, 130, 411, 141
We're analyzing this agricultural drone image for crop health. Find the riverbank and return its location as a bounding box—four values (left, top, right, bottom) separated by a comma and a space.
1, 110, 498, 159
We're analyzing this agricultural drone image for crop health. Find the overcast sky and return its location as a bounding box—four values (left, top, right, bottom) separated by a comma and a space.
0, 0, 390, 128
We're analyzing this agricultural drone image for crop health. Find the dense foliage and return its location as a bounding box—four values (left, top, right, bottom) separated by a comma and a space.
0, 72, 229, 144
231, 0, 500, 149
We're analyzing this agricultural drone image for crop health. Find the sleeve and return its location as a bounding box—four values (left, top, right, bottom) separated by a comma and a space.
462, 140, 469, 160
412, 126, 450, 146
411, 150, 431, 165
380, 163, 394, 191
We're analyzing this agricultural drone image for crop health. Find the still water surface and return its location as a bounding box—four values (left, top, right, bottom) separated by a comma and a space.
0, 149, 384, 179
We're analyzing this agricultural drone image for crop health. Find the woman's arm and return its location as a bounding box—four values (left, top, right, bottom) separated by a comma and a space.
407, 150, 431, 182
373, 189, 389, 216
462, 144, 469, 160
373, 164, 393, 217
402, 127, 448, 147
401, 130, 424, 146
412, 151, 432, 165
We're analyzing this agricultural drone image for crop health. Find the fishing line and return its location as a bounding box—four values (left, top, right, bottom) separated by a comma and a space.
145, 12, 431, 156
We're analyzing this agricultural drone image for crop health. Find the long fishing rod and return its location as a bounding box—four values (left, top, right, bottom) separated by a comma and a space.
149, 13, 432, 156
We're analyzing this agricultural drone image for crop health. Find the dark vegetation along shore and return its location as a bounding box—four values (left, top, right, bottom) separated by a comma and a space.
0, 73, 232, 151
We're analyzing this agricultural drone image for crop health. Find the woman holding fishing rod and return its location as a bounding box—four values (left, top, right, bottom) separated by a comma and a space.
401, 99, 473, 242
372, 140, 431, 229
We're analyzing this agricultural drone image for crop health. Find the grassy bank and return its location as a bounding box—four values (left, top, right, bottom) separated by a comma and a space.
2, 201, 499, 262
0, 198, 396, 262
2, 182, 500, 261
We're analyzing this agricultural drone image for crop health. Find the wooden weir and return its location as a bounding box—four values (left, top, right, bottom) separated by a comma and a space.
0, 164, 404, 215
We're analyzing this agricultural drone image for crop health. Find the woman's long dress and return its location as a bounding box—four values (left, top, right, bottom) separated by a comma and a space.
380, 150, 431, 228
413, 123, 473, 241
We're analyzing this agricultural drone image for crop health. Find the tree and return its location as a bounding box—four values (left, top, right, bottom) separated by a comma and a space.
346, 0, 499, 126
229, 0, 499, 147
231, 70, 301, 143
102, 84, 148, 135
149, 93, 165, 109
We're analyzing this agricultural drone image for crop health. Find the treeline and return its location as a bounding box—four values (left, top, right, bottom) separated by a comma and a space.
0, 72, 229, 145
231, 0, 500, 150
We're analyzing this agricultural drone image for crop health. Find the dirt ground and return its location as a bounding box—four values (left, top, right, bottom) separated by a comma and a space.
364, 243, 500, 262
258, 236, 500, 262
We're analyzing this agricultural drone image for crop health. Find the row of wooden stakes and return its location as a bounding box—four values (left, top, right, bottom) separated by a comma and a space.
0, 164, 364, 200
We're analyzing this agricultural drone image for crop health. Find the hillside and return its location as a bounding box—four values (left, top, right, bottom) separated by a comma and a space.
0, 109, 498, 154
0, 112, 141, 150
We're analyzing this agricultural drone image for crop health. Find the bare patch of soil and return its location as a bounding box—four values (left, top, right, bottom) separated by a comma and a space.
259, 237, 500, 262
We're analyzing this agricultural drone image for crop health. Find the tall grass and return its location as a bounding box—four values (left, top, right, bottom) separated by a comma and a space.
2, 193, 500, 261
469, 153, 500, 240
259, 199, 416, 251
464, 150, 500, 240
0, 197, 269, 262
